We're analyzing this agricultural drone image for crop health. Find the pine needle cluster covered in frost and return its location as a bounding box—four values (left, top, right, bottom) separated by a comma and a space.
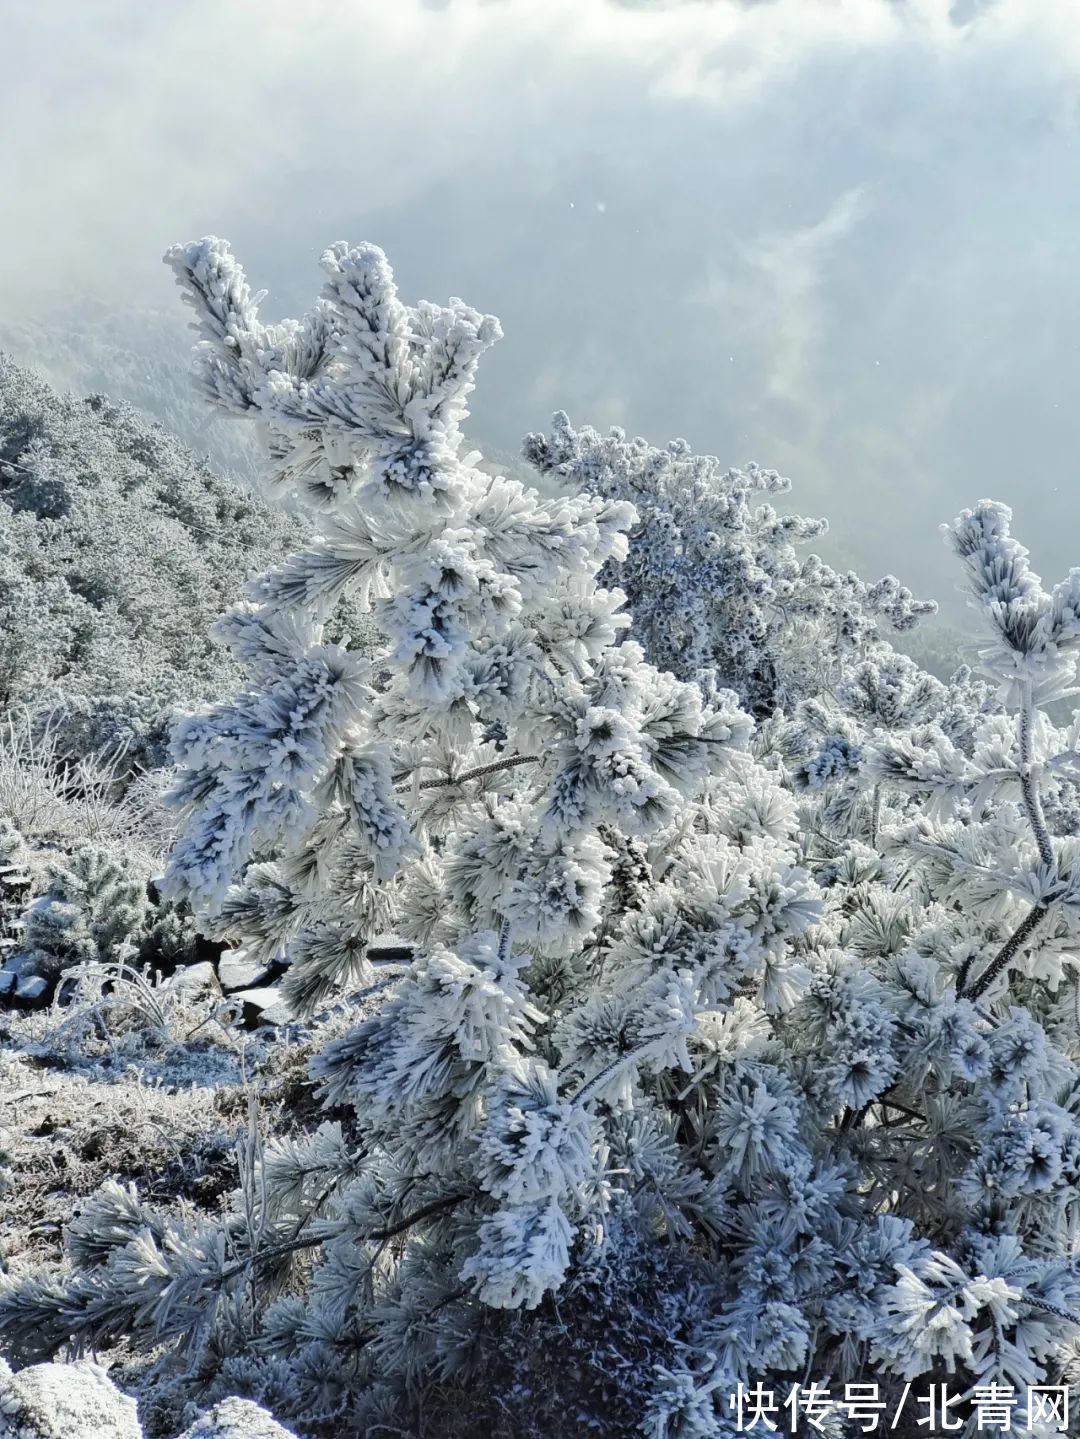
523, 414, 936, 718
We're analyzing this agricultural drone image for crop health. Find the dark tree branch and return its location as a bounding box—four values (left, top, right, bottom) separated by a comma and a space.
219, 1189, 473, 1284
960, 901, 1050, 1002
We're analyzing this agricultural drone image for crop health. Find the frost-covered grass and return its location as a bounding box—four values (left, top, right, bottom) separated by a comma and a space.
0, 1045, 245, 1276
0, 712, 153, 855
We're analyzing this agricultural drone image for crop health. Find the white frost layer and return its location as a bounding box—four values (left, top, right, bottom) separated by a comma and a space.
0, 1359, 139, 1439
177, 1397, 298, 1439
0, 1361, 296, 1439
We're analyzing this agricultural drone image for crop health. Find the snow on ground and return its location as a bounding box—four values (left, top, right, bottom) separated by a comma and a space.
0, 1358, 297, 1438
0, 1042, 247, 1277
0, 1357, 140, 1439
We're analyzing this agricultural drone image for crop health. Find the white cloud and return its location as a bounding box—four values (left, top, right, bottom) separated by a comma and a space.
2, 0, 1076, 296
4, 0, 1080, 597
736, 187, 871, 407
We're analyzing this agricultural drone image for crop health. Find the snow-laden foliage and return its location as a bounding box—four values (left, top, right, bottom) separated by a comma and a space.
0, 357, 304, 771
524, 413, 936, 717
4, 839, 198, 996
4, 242, 1080, 1439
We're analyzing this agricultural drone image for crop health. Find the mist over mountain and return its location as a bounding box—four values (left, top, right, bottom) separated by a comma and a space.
0, 297, 973, 678
0, 354, 306, 768
0, 304, 262, 484
4, 1, 1080, 614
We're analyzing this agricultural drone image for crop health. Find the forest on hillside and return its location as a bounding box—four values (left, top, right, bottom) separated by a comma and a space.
0, 231, 1077, 1439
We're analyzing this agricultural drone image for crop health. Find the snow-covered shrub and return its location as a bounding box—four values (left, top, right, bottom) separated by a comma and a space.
0, 1357, 140, 1439
173, 1400, 297, 1439
0, 713, 209, 1009
34, 694, 177, 779
0, 820, 33, 909
2, 834, 207, 1000
524, 413, 936, 717
3, 242, 1080, 1439
0, 712, 153, 853
16, 844, 152, 983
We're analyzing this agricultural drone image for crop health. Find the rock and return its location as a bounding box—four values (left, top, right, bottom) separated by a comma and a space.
0, 1362, 295, 1439
228, 987, 290, 1028
216, 953, 271, 992
0, 1358, 140, 1439
366, 931, 415, 965
177, 1397, 298, 1439
162, 961, 218, 996
192, 933, 227, 965
0, 955, 39, 977
0, 962, 51, 1005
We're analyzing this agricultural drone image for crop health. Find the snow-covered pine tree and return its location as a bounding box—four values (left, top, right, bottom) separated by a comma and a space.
0, 240, 807, 1428
16, 843, 151, 981
4, 238, 1080, 1439
524, 413, 936, 718
4, 835, 201, 1001
651, 506, 1080, 1431
145, 236, 753, 1023
868, 503, 1080, 997
519, 414, 964, 954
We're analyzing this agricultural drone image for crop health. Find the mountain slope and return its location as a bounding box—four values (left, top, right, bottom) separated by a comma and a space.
0, 355, 304, 765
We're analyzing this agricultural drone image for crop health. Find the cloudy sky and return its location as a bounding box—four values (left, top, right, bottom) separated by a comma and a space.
4, 0, 1080, 602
